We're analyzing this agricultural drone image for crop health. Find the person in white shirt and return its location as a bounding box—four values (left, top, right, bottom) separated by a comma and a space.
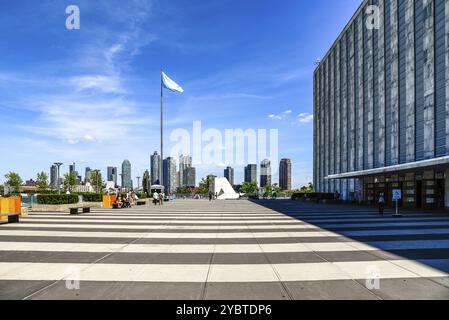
153, 192, 159, 206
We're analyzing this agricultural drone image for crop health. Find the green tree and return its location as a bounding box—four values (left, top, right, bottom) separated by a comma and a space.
198, 176, 213, 195
90, 171, 105, 193
63, 172, 77, 192
272, 183, 281, 195
240, 182, 258, 195
177, 186, 192, 194
36, 171, 49, 191
4, 172, 23, 194
299, 182, 314, 193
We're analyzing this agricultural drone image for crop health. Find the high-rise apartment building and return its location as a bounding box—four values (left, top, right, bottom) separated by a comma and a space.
244, 164, 257, 184
107, 167, 118, 186
260, 159, 272, 188
279, 159, 292, 191
224, 166, 234, 186
121, 160, 132, 189
179, 154, 193, 187
163, 157, 178, 193
151, 151, 161, 185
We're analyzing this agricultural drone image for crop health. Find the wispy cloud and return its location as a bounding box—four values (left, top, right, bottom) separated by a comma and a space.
191, 92, 273, 101
70, 75, 125, 94
4, 0, 157, 151
268, 110, 293, 120
297, 113, 314, 123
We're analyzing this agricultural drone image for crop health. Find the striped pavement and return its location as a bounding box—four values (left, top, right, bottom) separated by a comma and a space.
0, 200, 449, 300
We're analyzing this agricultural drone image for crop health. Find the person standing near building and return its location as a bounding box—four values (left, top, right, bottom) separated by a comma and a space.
159, 192, 164, 206
153, 191, 159, 206
378, 192, 385, 216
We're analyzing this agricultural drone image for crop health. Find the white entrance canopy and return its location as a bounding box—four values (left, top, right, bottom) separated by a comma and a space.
325, 156, 449, 180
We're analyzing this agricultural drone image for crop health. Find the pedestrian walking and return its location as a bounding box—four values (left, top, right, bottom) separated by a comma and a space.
159, 192, 164, 206
209, 192, 213, 202
378, 192, 385, 215
153, 191, 159, 206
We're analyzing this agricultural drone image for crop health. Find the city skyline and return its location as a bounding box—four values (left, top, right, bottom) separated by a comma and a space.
29, 156, 295, 190
0, 0, 362, 189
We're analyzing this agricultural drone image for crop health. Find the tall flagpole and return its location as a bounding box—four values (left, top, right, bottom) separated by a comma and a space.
160, 70, 164, 189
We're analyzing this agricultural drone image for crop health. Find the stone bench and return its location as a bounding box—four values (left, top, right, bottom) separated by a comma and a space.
69, 207, 91, 215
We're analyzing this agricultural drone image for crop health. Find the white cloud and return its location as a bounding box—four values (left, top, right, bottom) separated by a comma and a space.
70, 75, 125, 94
19, 95, 157, 146
268, 110, 293, 121
297, 113, 314, 123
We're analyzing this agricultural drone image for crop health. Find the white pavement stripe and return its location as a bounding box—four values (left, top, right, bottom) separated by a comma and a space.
2, 227, 445, 239
0, 230, 339, 238
0, 241, 388, 253
26, 216, 294, 221
21, 219, 305, 225
1, 240, 448, 254
0, 260, 446, 282
3, 223, 317, 231
17, 220, 449, 229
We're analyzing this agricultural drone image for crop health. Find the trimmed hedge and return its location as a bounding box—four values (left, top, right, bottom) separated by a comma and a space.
37, 194, 79, 205
79, 193, 102, 202
136, 192, 148, 199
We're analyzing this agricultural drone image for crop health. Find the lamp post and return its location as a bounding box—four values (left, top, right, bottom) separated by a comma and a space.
54, 162, 63, 194
119, 173, 123, 193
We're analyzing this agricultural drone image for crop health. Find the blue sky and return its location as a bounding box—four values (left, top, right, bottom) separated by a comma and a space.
0, 0, 361, 188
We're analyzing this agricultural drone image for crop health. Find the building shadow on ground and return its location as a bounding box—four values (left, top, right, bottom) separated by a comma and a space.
249, 199, 449, 274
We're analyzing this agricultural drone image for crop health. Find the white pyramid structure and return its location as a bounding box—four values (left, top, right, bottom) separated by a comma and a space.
210, 177, 240, 200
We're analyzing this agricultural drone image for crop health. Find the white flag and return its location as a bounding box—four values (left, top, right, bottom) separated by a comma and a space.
161, 71, 184, 93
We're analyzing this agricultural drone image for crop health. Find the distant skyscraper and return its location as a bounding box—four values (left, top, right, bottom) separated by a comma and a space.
244, 164, 257, 184
179, 154, 192, 187
184, 167, 196, 187
121, 160, 132, 189
151, 151, 161, 185
107, 167, 118, 186
279, 159, 292, 191
224, 167, 234, 186
69, 163, 79, 184
85, 167, 92, 184
163, 157, 177, 193
50, 165, 58, 189
260, 159, 271, 188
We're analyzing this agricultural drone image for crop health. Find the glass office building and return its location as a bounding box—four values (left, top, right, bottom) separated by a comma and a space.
314, 0, 449, 209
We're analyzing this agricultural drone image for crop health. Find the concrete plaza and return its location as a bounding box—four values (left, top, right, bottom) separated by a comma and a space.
0, 200, 449, 300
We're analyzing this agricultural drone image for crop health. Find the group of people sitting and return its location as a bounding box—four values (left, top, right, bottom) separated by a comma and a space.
113, 193, 137, 209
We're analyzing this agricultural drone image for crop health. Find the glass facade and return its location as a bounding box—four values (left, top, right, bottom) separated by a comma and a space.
314, 0, 449, 208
